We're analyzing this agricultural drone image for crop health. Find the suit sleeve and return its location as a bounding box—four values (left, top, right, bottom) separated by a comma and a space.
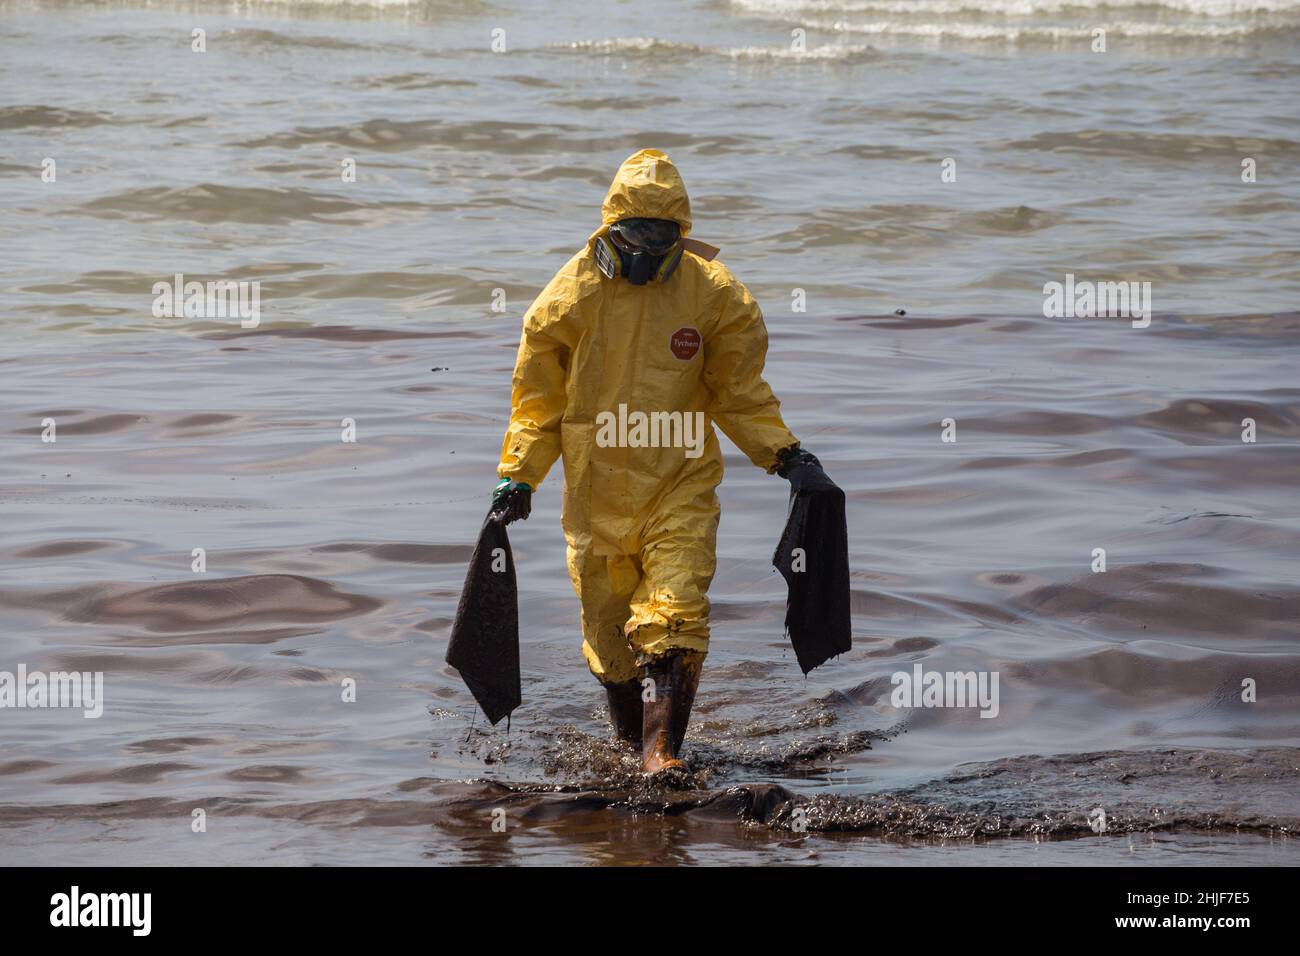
703, 277, 798, 472
497, 288, 570, 490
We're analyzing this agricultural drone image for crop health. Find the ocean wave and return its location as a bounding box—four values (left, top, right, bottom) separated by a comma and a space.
73, 183, 426, 225
0, 0, 491, 18
19, 0, 469, 8
732, 0, 1300, 15
809, 16, 1293, 38
552, 37, 882, 61
0, 104, 112, 130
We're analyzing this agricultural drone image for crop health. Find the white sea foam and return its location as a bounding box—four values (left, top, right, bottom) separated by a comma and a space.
559, 17, 1285, 56
729, 0, 1300, 42
810, 16, 1276, 37
732, 0, 1300, 15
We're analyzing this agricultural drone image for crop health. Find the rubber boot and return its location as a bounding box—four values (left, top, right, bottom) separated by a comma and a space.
641, 652, 703, 775
603, 679, 643, 747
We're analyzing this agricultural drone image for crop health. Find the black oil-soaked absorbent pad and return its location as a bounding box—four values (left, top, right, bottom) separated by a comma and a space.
772, 456, 851, 673
447, 511, 520, 725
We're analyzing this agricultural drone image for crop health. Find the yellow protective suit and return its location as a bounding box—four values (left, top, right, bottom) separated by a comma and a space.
498, 148, 798, 685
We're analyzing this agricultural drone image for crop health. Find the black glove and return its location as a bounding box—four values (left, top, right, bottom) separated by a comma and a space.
776, 446, 820, 479
491, 478, 532, 524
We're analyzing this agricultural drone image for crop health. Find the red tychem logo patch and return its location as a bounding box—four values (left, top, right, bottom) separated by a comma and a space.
670, 327, 701, 360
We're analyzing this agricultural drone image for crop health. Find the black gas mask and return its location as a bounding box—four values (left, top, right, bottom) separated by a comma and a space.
594, 217, 683, 285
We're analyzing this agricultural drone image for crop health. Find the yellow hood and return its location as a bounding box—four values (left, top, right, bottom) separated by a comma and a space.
591, 148, 693, 241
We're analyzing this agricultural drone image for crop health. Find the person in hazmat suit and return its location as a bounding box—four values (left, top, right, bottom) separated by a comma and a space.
491, 148, 815, 775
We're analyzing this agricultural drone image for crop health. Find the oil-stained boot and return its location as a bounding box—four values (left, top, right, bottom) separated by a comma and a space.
641, 652, 703, 775
603, 679, 643, 746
